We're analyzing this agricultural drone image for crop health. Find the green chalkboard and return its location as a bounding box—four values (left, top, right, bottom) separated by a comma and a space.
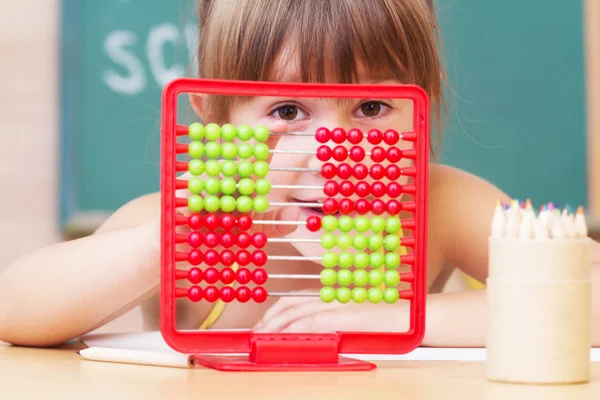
60, 0, 587, 232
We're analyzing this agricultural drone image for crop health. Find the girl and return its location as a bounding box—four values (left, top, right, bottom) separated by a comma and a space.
1, 0, 599, 347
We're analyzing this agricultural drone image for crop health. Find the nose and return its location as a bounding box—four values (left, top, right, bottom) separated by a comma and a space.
302, 114, 354, 173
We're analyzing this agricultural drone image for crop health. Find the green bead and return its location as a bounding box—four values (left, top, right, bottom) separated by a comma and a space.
188, 160, 205, 176
205, 123, 221, 140
237, 125, 253, 141
354, 252, 369, 268
385, 217, 401, 234
254, 143, 270, 161
238, 178, 255, 195
322, 252, 338, 268
320, 287, 336, 303
238, 161, 253, 178
221, 142, 237, 159
253, 125, 270, 142
204, 195, 220, 212
336, 287, 352, 304
320, 269, 337, 286
353, 269, 369, 286
368, 235, 384, 251
384, 235, 401, 251
384, 270, 400, 286
337, 269, 353, 286
188, 195, 204, 212
221, 124, 237, 141
368, 288, 384, 304
236, 196, 253, 213
204, 142, 221, 159
255, 179, 271, 195
370, 252, 385, 268
352, 287, 368, 303
220, 177, 237, 195
188, 141, 205, 158
322, 216, 338, 232
220, 195, 237, 212
337, 234, 352, 250
253, 196, 269, 213
338, 252, 353, 268
369, 270, 384, 286
383, 288, 400, 304
320, 234, 336, 249
187, 178, 204, 194
204, 178, 221, 195
355, 216, 369, 233
352, 235, 368, 250
238, 143, 253, 159
205, 160, 221, 176
370, 216, 385, 233
221, 161, 237, 177
385, 252, 401, 269
253, 161, 269, 178
338, 216, 353, 233
188, 123, 205, 140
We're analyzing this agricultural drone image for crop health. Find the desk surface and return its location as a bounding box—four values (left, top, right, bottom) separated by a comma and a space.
1, 342, 600, 400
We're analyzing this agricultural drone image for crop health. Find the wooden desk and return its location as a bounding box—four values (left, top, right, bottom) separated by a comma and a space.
1, 343, 600, 399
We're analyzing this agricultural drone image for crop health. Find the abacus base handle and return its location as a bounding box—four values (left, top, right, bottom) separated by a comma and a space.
191, 354, 377, 371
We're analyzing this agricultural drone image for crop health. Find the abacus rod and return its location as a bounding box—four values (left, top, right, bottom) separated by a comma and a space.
267, 238, 321, 243
268, 255, 322, 261
271, 149, 376, 156
271, 184, 323, 190
271, 167, 321, 172
269, 274, 320, 279
269, 292, 320, 297
270, 202, 322, 208
252, 220, 306, 225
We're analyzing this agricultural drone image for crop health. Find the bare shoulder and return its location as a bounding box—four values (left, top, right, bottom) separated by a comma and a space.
94, 192, 160, 235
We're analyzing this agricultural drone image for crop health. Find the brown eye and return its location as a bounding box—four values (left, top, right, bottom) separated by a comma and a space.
277, 105, 298, 120
360, 101, 381, 117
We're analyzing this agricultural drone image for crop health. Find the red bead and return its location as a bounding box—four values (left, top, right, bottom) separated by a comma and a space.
221, 250, 235, 266
204, 267, 220, 284
220, 268, 235, 284
386, 165, 401, 180
315, 127, 331, 143
188, 214, 204, 230
331, 128, 347, 144
188, 249, 203, 265
339, 199, 354, 214
221, 215, 236, 230
204, 286, 219, 302
367, 129, 383, 144
252, 250, 267, 267
204, 250, 219, 266
370, 164, 385, 180
237, 232, 252, 248
252, 232, 267, 248
338, 163, 352, 179
220, 232, 235, 248
355, 199, 371, 214
333, 146, 348, 162
236, 286, 252, 303
347, 128, 363, 144
372, 199, 386, 215
355, 182, 371, 198
187, 232, 204, 248
371, 147, 386, 162
353, 164, 368, 179
188, 267, 203, 284
387, 147, 402, 162
204, 213, 220, 230
236, 250, 251, 266
236, 268, 251, 284
306, 216, 322, 232
384, 129, 400, 145
372, 182, 386, 198
188, 286, 203, 302
322, 198, 339, 214
387, 200, 401, 215
349, 146, 365, 162
321, 163, 336, 179
339, 181, 355, 197
252, 287, 268, 303
387, 182, 402, 198
238, 215, 252, 231
204, 232, 219, 248
253, 268, 268, 285
316, 145, 332, 161
323, 181, 339, 196
220, 287, 236, 303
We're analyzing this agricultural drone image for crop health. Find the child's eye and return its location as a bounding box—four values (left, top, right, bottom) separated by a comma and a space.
269, 104, 308, 121
354, 101, 391, 118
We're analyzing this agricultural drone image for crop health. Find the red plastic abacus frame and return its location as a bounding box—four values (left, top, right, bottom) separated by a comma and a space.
160, 78, 429, 371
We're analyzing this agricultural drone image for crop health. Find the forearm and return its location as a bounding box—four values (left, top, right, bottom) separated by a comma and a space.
0, 222, 159, 347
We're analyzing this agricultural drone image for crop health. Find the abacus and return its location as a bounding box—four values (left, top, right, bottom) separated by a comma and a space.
160, 78, 429, 371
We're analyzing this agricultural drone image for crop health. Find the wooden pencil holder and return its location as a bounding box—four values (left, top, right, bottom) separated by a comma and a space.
486, 238, 592, 384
